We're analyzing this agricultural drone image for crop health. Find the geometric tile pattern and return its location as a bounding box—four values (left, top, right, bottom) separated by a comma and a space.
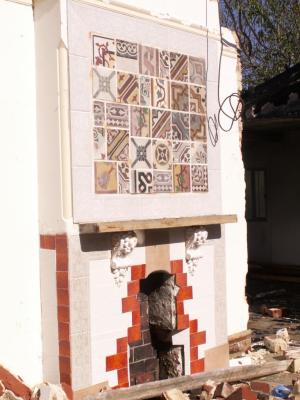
91, 34, 208, 194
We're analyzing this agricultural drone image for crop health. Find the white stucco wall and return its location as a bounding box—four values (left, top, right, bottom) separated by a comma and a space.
0, 0, 43, 385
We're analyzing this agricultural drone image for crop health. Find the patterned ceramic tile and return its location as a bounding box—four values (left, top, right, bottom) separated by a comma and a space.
172, 141, 190, 164
151, 78, 170, 108
171, 112, 189, 140
94, 161, 117, 193
132, 170, 153, 193
93, 35, 115, 68
170, 52, 188, 82
93, 127, 106, 160
130, 106, 150, 137
189, 56, 206, 85
116, 39, 139, 73
117, 72, 139, 105
171, 82, 189, 111
92, 67, 117, 102
152, 139, 172, 170
106, 102, 129, 129
151, 109, 171, 139
190, 85, 206, 114
93, 101, 105, 126
190, 114, 207, 141
153, 170, 173, 193
139, 45, 159, 76
140, 75, 152, 106
107, 129, 129, 161
173, 164, 191, 192
118, 161, 130, 193
159, 50, 170, 79
130, 137, 152, 169
191, 142, 207, 164
191, 165, 208, 192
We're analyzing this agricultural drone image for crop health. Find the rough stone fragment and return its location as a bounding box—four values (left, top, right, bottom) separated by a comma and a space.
31, 383, 67, 400
264, 335, 288, 353
288, 359, 300, 373
0, 390, 23, 400
159, 346, 184, 380
163, 388, 190, 400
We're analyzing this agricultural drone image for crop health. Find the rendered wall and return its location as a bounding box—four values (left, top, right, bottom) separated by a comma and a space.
0, 0, 43, 385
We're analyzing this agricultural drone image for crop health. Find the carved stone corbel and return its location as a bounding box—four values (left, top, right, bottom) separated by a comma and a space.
110, 231, 138, 286
185, 226, 208, 275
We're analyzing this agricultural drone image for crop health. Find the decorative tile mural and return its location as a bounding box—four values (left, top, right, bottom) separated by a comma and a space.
91, 34, 208, 194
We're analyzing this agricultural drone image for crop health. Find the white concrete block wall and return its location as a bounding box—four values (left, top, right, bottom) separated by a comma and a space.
0, 0, 43, 385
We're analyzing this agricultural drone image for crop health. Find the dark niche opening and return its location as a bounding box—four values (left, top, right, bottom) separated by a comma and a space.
129, 271, 184, 386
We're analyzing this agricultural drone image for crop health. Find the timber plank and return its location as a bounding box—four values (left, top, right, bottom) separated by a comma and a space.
97, 360, 291, 400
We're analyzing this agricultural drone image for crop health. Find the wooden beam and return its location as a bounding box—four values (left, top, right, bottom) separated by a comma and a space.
97, 360, 291, 400
93, 214, 237, 233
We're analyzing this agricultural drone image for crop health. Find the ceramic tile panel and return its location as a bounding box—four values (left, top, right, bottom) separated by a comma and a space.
90, 34, 208, 195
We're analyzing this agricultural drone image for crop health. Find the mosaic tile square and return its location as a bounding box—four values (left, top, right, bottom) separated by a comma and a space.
151, 109, 171, 139
190, 85, 206, 114
191, 142, 207, 164
190, 114, 207, 141
139, 45, 159, 76
171, 112, 189, 140
107, 129, 129, 161
170, 52, 188, 82
117, 72, 139, 105
95, 161, 117, 194
130, 106, 150, 137
159, 50, 170, 79
116, 39, 139, 73
106, 102, 129, 129
189, 56, 206, 86
171, 82, 189, 112
140, 75, 152, 106
153, 170, 173, 193
151, 78, 170, 109
173, 164, 191, 192
132, 170, 153, 193
118, 161, 130, 193
172, 141, 190, 164
191, 165, 208, 192
93, 101, 105, 126
152, 139, 172, 170
92, 67, 117, 102
130, 137, 152, 169
93, 35, 115, 68
93, 127, 106, 160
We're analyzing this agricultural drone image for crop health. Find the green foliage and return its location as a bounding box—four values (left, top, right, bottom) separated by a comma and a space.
220, 0, 300, 87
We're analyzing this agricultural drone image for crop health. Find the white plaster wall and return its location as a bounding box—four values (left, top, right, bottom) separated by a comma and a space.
0, 0, 43, 384
219, 30, 248, 335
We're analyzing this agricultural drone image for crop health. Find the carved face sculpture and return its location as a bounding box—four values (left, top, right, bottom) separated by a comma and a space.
193, 229, 208, 246
119, 235, 138, 254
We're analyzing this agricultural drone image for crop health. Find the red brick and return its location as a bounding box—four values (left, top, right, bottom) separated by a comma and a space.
0, 381, 5, 396
177, 314, 189, 330
131, 265, 146, 280
58, 323, 70, 341
189, 319, 198, 333
122, 296, 139, 313
113, 382, 129, 389
227, 386, 257, 400
117, 368, 129, 385
40, 234, 56, 250
56, 251, 68, 271
134, 371, 156, 384
58, 305, 70, 323
60, 373, 71, 386
106, 353, 127, 371
59, 340, 70, 357
56, 234, 68, 252
132, 310, 141, 326
176, 301, 184, 315
190, 346, 198, 361
56, 271, 68, 289
117, 337, 128, 353
59, 356, 71, 375
250, 381, 270, 394
171, 260, 183, 274
128, 325, 141, 344
61, 383, 73, 400
128, 280, 140, 296
177, 286, 193, 301
191, 358, 205, 374
265, 308, 283, 318
175, 273, 187, 288
190, 331, 206, 347
57, 289, 69, 306
0, 366, 32, 400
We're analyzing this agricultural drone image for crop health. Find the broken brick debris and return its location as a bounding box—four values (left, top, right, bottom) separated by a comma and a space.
0, 366, 32, 400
